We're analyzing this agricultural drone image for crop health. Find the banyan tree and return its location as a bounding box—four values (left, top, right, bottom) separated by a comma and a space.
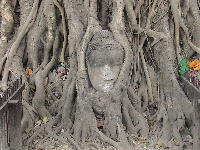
0, 0, 199, 149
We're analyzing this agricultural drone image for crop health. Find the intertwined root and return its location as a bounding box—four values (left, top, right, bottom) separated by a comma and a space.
0, 0, 199, 149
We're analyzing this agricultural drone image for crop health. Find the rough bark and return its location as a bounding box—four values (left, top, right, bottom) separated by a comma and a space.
0, 0, 199, 149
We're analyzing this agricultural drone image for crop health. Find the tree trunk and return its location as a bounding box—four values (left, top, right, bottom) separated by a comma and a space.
0, 0, 199, 149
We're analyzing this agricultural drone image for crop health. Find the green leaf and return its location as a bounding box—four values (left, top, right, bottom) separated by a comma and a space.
179, 59, 189, 76
179, 58, 188, 66
137, 136, 147, 141
182, 65, 189, 71
155, 142, 166, 148
63, 144, 69, 149
173, 139, 180, 146
42, 117, 49, 123
179, 68, 188, 76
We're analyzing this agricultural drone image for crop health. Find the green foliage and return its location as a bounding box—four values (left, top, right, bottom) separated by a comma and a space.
42, 117, 49, 123
179, 58, 189, 76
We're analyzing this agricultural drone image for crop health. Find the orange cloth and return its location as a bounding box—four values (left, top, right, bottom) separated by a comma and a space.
194, 66, 200, 71
26, 69, 33, 75
188, 59, 200, 70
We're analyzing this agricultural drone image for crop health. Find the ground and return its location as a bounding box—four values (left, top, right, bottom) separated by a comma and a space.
22, 115, 193, 150
23, 132, 193, 150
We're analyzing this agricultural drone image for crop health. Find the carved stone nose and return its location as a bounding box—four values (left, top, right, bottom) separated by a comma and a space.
103, 65, 114, 80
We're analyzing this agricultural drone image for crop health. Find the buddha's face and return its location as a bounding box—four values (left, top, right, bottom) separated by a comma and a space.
87, 48, 124, 92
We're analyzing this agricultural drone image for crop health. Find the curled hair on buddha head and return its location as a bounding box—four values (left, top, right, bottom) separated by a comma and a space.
86, 30, 124, 62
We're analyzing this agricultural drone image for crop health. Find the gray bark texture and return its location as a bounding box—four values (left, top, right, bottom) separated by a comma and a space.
0, 0, 199, 149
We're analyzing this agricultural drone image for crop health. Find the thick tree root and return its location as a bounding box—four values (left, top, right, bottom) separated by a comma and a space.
1, 0, 40, 89
0, 0, 197, 149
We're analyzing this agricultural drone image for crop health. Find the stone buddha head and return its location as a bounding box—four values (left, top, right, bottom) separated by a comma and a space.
86, 30, 124, 92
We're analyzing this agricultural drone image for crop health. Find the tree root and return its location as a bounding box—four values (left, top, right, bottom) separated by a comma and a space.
109, 0, 133, 89
96, 126, 133, 150
137, 78, 148, 111
26, 125, 45, 144
0, 0, 196, 149
1, 0, 40, 89
127, 97, 149, 137
140, 49, 154, 103
26, 6, 45, 70
53, 0, 68, 62
32, 29, 59, 118
0, 0, 14, 58
62, 77, 76, 128
169, 0, 183, 62
170, 0, 200, 55
41, 0, 56, 66
45, 117, 81, 150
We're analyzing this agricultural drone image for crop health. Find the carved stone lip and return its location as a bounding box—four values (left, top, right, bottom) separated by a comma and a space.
101, 82, 114, 92
103, 79, 114, 82
101, 82, 114, 86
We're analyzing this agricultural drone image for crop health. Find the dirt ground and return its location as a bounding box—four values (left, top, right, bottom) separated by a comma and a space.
23, 137, 192, 150
23, 123, 193, 150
